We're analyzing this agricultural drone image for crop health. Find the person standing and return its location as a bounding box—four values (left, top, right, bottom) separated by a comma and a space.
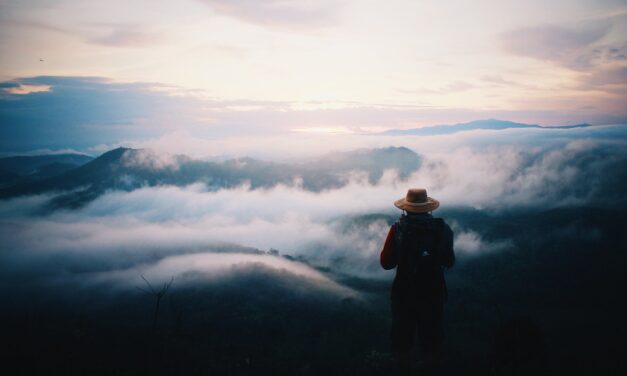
380, 188, 455, 374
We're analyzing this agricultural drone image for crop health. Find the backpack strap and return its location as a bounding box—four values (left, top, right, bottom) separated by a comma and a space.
392, 218, 405, 250
432, 218, 449, 302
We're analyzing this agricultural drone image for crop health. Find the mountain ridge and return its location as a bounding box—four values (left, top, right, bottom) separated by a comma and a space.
381, 119, 592, 136
0, 146, 422, 209
0, 153, 93, 188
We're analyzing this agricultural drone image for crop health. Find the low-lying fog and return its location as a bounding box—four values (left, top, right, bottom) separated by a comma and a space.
2, 125, 625, 300
1, 125, 626, 374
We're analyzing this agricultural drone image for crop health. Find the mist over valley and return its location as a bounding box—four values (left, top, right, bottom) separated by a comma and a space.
1, 123, 626, 374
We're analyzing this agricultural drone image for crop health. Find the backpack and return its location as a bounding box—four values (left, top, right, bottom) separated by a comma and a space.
393, 216, 446, 299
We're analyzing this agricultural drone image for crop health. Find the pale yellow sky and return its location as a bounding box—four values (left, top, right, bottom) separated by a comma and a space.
1, 0, 626, 127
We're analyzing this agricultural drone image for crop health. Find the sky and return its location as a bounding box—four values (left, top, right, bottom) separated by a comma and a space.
1, 3, 627, 356
0, 0, 626, 153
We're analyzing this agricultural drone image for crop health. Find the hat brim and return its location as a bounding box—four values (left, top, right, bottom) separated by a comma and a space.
394, 197, 440, 213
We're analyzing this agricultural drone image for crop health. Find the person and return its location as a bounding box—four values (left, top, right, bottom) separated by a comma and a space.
380, 188, 455, 374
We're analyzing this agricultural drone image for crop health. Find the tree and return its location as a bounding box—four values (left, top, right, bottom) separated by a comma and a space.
136, 275, 174, 332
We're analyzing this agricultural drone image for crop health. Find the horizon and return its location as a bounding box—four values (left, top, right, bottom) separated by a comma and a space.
0, 117, 612, 156
1, 0, 627, 155
1, 116, 624, 159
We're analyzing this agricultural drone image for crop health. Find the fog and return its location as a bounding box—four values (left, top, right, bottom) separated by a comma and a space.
2, 126, 626, 374
117, 123, 627, 161
2, 127, 626, 300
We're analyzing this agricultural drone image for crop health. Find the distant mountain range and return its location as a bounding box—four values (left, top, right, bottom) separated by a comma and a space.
381, 119, 591, 136
0, 146, 421, 209
0, 153, 93, 188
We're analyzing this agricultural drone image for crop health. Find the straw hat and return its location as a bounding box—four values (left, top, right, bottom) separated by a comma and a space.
394, 188, 439, 213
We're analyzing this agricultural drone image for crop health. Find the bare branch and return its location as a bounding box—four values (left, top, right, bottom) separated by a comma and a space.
135, 274, 175, 332
140, 274, 156, 294
135, 286, 151, 295
163, 277, 174, 293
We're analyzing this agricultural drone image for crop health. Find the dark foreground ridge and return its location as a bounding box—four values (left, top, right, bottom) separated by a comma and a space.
1, 206, 626, 375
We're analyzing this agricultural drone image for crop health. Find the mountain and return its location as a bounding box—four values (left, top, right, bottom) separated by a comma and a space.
0, 146, 422, 209
0, 153, 93, 187
381, 119, 591, 136
0, 153, 93, 175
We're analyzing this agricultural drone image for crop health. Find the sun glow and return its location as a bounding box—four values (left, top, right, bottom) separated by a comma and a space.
290, 127, 354, 134
3, 84, 51, 95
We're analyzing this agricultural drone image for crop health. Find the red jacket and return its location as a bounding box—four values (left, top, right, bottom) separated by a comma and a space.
380, 225, 398, 270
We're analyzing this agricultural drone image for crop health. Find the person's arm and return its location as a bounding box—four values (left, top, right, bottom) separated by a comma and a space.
440, 222, 455, 269
380, 225, 398, 270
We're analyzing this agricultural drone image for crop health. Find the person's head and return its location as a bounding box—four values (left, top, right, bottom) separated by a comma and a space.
394, 188, 439, 214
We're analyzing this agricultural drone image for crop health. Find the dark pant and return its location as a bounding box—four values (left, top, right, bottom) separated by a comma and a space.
391, 294, 444, 354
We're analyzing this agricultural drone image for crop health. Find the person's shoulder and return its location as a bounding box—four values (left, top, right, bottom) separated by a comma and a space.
394, 213, 408, 226
432, 217, 453, 233
430, 216, 445, 225
391, 216, 405, 232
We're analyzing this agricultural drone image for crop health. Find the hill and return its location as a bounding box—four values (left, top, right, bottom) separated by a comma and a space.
0, 146, 422, 208
0, 153, 93, 187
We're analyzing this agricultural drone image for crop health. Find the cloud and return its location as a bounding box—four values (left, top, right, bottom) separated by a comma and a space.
402, 81, 478, 95
410, 138, 627, 209
479, 75, 536, 89
450, 227, 513, 257
121, 148, 183, 171
88, 252, 355, 295
0, 148, 90, 158
1, 128, 627, 320
577, 65, 627, 92
2, 76, 626, 155
87, 25, 165, 48
0, 186, 360, 308
2, 133, 626, 274
198, 0, 339, 31
83, 126, 627, 204
576, 43, 627, 68
442, 81, 476, 92
1, 83, 50, 95
7, 18, 166, 48
498, 22, 611, 70
0, 76, 205, 152
497, 14, 627, 98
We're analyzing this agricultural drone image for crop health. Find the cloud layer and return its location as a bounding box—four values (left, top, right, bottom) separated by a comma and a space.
2, 128, 626, 306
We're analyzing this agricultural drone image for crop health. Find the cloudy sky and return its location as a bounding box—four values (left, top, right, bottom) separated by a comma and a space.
1, 0, 626, 153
